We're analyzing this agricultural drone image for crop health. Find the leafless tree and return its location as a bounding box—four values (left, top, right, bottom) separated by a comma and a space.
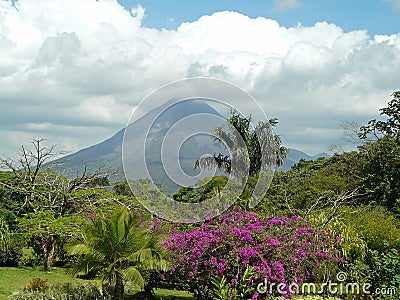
0, 138, 116, 215
0, 139, 121, 268
285, 189, 368, 228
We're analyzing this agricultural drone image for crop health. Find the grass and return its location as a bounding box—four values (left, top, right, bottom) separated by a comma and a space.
0, 267, 82, 299
0, 267, 338, 300
127, 288, 194, 299
0, 267, 194, 300
152, 288, 193, 298
293, 297, 341, 300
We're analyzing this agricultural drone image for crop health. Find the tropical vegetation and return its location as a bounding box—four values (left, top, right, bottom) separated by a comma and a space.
0, 92, 400, 299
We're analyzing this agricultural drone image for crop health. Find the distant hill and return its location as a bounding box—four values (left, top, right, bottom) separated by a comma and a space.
279, 148, 330, 171
54, 100, 329, 193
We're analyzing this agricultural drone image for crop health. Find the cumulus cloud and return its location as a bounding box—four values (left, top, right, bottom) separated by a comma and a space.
1, 0, 400, 158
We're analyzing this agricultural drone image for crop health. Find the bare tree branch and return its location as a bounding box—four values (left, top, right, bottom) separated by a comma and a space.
285, 188, 368, 228
0, 139, 116, 216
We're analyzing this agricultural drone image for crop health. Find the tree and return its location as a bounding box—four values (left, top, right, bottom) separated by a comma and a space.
0, 217, 22, 266
68, 208, 167, 300
356, 92, 400, 211
0, 139, 113, 216
173, 176, 228, 203
194, 112, 287, 206
253, 153, 363, 219
0, 139, 62, 215
0, 139, 116, 268
0, 171, 18, 228
359, 91, 400, 139
358, 135, 400, 210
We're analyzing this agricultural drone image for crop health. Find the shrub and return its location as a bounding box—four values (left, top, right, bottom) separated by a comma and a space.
347, 206, 400, 252
163, 207, 344, 298
24, 278, 51, 293
9, 282, 112, 300
368, 241, 400, 295
0, 217, 22, 266
0, 244, 23, 266
20, 251, 43, 268
211, 266, 256, 300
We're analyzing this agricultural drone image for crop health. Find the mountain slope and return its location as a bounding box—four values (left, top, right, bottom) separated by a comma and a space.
279, 148, 330, 171
55, 100, 227, 192
55, 100, 329, 193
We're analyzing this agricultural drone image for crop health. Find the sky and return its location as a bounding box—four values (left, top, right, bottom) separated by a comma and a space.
118, 0, 400, 36
0, 0, 400, 159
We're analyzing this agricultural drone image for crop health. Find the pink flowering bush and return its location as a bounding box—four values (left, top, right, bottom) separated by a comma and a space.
163, 208, 343, 298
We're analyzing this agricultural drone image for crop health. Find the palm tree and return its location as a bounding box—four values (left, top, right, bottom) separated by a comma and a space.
68, 208, 167, 300
195, 111, 287, 190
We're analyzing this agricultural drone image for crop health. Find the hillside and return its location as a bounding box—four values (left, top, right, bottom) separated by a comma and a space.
54, 100, 329, 193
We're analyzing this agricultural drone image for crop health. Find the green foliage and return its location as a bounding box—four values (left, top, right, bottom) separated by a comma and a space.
18, 211, 81, 269
0, 172, 14, 221
1, 94, 400, 299
0, 245, 22, 267
0, 140, 119, 268
173, 176, 228, 203
231, 266, 257, 299
113, 181, 134, 196
368, 241, 400, 295
0, 178, 18, 227
256, 155, 360, 218
18, 211, 79, 238
313, 216, 369, 283
14, 185, 139, 269
10, 281, 112, 300
0, 217, 22, 266
194, 111, 287, 208
211, 266, 256, 300
323, 217, 368, 264
359, 91, 400, 138
0, 217, 11, 250
0, 170, 12, 182
0, 206, 16, 228
211, 275, 232, 300
358, 135, 400, 211
347, 206, 400, 252
68, 208, 167, 299
356, 92, 400, 211
128, 178, 241, 222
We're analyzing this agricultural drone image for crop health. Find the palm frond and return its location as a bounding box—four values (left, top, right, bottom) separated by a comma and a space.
67, 243, 90, 255
123, 267, 145, 288
67, 207, 165, 296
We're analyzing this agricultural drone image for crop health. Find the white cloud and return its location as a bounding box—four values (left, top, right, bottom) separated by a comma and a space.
0, 0, 400, 158
131, 3, 146, 21
273, 0, 301, 11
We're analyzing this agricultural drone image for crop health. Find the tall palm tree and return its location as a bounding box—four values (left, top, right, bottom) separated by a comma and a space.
195, 111, 287, 188
68, 208, 167, 300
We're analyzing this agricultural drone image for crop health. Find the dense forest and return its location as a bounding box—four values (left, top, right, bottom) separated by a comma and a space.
1, 92, 400, 299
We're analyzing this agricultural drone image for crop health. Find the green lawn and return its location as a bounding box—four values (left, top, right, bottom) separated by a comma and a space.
127, 289, 194, 299
0, 267, 83, 299
0, 267, 194, 300
0, 267, 342, 300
